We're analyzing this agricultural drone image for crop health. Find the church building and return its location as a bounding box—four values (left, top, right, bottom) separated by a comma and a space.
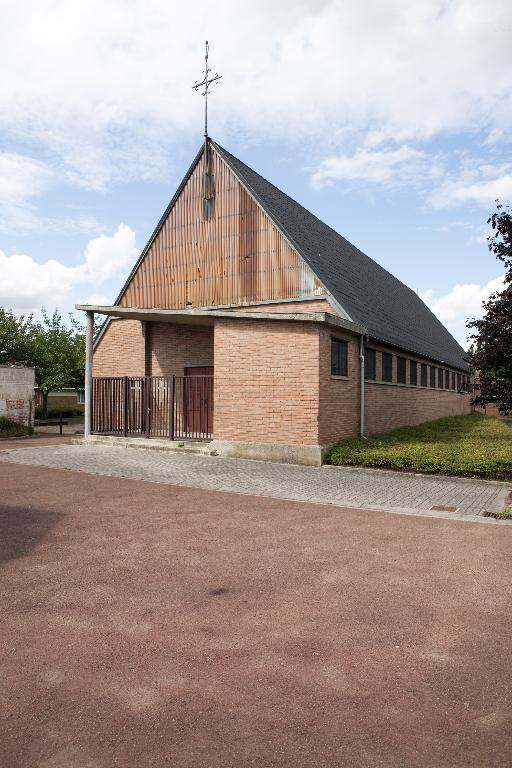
78, 138, 471, 465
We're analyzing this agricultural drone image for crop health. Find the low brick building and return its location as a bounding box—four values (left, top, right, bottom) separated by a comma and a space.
35, 388, 85, 412
78, 139, 471, 465
0, 366, 35, 427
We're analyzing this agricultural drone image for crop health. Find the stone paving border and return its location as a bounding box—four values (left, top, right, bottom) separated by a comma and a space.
1, 442, 510, 524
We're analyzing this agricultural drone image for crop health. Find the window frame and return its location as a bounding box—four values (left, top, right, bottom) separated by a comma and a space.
438, 368, 444, 389
364, 347, 377, 381
430, 366, 436, 388
381, 352, 393, 383
331, 337, 348, 377
409, 360, 418, 386
397, 356, 406, 385
421, 364, 428, 387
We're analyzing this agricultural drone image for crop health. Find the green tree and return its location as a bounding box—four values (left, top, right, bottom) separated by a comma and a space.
467, 202, 512, 415
0, 307, 89, 416
30, 310, 87, 416
0, 308, 36, 365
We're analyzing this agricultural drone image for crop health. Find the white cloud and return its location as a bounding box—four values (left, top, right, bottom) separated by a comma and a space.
416, 220, 474, 233
0, 152, 52, 232
0, 153, 52, 202
420, 275, 506, 348
430, 166, 512, 208
78, 226, 138, 284
311, 145, 437, 189
84, 293, 113, 307
0, 224, 138, 312
0, 151, 104, 234
0, 0, 510, 191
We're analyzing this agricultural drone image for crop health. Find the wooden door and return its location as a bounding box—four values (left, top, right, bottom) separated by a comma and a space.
184, 366, 213, 437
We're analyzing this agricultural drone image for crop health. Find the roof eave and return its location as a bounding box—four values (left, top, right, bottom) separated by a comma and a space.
75, 304, 368, 336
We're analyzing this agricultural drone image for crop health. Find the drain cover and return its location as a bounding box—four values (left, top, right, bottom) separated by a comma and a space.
430, 504, 459, 513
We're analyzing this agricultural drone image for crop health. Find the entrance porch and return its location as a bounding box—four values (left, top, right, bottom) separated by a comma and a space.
92, 373, 214, 441
77, 303, 367, 466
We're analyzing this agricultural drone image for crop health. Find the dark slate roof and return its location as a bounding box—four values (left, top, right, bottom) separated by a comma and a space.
212, 141, 469, 371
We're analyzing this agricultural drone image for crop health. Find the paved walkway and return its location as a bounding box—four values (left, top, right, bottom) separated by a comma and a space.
0, 441, 509, 521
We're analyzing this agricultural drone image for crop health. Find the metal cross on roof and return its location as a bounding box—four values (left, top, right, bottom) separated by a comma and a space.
192, 40, 222, 139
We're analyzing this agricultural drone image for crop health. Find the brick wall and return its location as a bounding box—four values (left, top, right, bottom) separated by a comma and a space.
93, 319, 145, 376
47, 393, 84, 411
318, 327, 360, 444
317, 333, 471, 444
214, 318, 321, 445
150, 323, 213, 376
93, 319, 214, 378
365, 386, 470, 434
364, 342, 471, 435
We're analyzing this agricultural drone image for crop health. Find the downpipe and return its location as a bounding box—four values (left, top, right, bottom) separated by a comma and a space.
359, 334, 368, 439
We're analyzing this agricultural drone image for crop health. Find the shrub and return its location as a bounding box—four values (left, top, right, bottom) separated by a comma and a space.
0, 416, 33, 438
46, 405, 84, 418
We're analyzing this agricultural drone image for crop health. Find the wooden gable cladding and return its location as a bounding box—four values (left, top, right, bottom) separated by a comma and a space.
119, 147, 326, 309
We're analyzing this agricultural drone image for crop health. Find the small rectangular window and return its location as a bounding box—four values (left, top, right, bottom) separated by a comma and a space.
397, 357, 406, 384
331, 338, 348, 376
382, 352, 393, 382
421, 364, 428, 387
76, 389, 85, 404
451, 371, 455, 390
430, 366, 436, 387
365, 348, 376, 381
456, 373, 461, 391
410, 360, 417, 386
438, 368, 444, 389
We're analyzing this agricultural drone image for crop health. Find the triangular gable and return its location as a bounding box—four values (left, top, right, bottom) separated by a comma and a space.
117, 143, 328, 310
213, 142, 469, 370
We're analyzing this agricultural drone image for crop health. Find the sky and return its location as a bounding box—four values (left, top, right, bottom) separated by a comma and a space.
1, 0, 511, 348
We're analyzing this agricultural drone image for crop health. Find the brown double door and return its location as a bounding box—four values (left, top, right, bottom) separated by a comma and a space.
184, 367, 213, 437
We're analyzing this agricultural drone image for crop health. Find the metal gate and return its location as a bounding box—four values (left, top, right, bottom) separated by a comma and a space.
91, 375, 213, 440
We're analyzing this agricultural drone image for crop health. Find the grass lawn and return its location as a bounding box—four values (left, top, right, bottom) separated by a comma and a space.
327, 413, 512, 480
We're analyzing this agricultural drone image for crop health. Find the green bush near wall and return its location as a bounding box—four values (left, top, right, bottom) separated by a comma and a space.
0, 416, 33, 438
327, 413, 512, 480
36, 405, 84, 419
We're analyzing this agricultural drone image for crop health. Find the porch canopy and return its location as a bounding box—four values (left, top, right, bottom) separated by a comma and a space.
75, 304, 367, 334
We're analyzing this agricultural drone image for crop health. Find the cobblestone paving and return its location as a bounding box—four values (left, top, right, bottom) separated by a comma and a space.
1, 442, 509, 522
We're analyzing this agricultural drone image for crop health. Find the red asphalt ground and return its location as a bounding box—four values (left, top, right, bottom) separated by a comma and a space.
1, 460, 511, 768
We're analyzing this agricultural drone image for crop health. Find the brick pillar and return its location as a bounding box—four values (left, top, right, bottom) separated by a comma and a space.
144, 322, 152, 377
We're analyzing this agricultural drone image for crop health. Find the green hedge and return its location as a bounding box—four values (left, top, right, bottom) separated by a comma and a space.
327, 413, 512, 480
36, 405, 84, 419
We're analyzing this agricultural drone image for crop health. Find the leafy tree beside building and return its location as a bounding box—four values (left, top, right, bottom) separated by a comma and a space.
0, 308, 88, 416
467, 203, 512, 415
